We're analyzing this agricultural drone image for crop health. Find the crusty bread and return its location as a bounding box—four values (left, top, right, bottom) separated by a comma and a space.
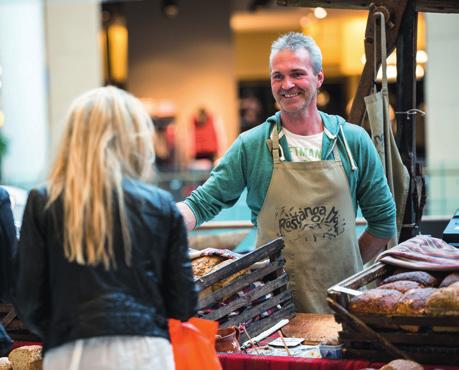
8, 345, 42, 370
380, 271, 438, 287
425, 281, 459, 316
0, 357, 12, 370
281, 313, 341, 345
439, 272, 459, 288
349, 289, 402, 315
378, 280, 423, 293
379, 359, 423, 370
192, 255, 225, 277
395, 288, 437, 316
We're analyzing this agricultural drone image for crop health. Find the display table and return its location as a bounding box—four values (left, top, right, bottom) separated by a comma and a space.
217, 313, 459, 370
218, 353, 459, 370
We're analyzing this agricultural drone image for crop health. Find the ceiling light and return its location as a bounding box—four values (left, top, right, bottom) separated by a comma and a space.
313, 7, 327, 19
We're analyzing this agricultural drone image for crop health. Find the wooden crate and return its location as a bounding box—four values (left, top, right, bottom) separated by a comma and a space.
327, 262, 459, 365
195, 237, 295, 342
0, 304, 40, 341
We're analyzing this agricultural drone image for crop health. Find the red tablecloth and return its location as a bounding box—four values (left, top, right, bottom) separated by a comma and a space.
13, 341, 459, 369
218, 353, 459, 370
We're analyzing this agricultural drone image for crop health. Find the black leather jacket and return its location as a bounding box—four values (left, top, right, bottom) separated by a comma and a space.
0, 187, 16, 355
15, 179, 197, 353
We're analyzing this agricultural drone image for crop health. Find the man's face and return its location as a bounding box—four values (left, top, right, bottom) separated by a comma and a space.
270, 48, 324, 114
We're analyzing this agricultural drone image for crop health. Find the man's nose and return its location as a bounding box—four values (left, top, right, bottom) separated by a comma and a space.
281, 77, 294, 90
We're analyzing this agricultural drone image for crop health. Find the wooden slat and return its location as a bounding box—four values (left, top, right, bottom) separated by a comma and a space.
204, 273, 289, 321
197, 260, 285, 308
345, 348, 459, 365
277, 0, 459, 14
222, 290, 293, 328
340, 330, 459, 347
334, 312, 459, 326
234, 303, 297, 344
197, 238, 284, 287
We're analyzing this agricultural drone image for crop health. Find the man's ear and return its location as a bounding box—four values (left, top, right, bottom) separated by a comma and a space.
316, 71, 324, 88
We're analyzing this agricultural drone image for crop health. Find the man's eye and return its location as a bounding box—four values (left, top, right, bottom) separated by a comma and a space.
292, 72, 304, 78
272, 74, 282, 80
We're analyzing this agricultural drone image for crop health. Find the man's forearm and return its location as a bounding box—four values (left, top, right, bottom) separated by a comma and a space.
176, 202, 196, 231
358, 231, 389, 263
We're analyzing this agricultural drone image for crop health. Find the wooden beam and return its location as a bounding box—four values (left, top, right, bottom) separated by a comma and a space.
397, 0, 420, 241
277, 0, 459, 13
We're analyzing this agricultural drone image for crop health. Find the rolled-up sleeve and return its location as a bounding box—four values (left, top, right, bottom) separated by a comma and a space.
185, 136, 247, 227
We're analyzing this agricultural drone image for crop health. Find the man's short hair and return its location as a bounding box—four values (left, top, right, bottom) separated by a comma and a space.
270, 32, 323, 75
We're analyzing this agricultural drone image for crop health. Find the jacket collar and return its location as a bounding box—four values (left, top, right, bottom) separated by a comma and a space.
268, 111, 345, 160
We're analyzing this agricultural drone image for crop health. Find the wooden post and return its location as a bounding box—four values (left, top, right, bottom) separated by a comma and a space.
396, 0, 419, 241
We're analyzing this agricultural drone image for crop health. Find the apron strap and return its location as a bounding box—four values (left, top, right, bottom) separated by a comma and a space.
332, 142, 341, 163
271, 125, 282, 164
373, 12, 388, 93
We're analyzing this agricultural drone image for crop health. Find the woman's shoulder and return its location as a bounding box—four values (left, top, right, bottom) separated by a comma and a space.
123, 178, 175, 212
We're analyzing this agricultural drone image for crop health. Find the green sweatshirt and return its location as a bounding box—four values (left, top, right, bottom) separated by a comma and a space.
185, 111, 396, 239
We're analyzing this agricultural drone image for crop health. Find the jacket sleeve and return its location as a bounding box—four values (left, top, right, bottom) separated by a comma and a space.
0, 188, 17, 302
355, 128, 397, 239
184, 136, 247, 227
163, 199, 198, 321
14, 189, 49, 339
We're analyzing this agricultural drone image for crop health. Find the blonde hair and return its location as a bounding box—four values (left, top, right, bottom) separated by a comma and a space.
48, 86, 155, 269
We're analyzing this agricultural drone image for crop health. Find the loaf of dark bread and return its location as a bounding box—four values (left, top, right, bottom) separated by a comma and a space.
439, 272, 459, 288
380, 271, 438, 287
349, 289, 402, 314
378, 280, 423, 293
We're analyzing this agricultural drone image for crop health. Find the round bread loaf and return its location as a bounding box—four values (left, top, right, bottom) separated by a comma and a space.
8, 345, 42, 370
378, 280, 423, 293
439, 272, 459, 288
380, 359, 423, 370
425, 281, 459, 316
380, 271, 438, 287
0, 357, 12, 370
349, 289, 402, 314
395, 287, 437, 315
191, 255, 225, 277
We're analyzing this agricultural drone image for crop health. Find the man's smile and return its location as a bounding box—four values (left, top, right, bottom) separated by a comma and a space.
281, 91, 301, 98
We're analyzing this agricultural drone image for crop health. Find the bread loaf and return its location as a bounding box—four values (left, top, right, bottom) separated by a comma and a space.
439, 272, 459, 288
380, 271, 438, 287
0, 357, 12, 370
378, 280, 423, 293
349, 289, 402, 314
380, 359, 423, 370
8, 345, 42, 370
395, 288, 437, 316
425, 281, 459, 316
192, 255, 225, 277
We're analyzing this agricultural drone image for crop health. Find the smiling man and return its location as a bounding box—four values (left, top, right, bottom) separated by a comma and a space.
178, 32, 396, 313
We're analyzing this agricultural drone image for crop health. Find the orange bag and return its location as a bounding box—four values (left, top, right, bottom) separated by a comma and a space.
168, 318, 222, 370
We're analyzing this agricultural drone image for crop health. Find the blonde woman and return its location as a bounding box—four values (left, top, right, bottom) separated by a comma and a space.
15, 86, 197, 370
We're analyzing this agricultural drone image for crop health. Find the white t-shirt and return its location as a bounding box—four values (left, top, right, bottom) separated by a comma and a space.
282, 126, 323, 162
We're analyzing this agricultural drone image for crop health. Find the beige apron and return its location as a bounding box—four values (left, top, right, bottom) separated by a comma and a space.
256, 126, 363, 313
364, 12, 409, 247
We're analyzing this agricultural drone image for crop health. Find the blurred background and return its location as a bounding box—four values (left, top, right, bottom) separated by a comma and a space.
0, 0, 458, 250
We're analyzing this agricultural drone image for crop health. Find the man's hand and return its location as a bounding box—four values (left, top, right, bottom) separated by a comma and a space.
176, 202, 197, 231
358, 231, 390, 263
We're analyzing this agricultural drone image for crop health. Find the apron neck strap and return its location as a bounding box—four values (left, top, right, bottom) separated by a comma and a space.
373, 12, 388, 92
271, 125, 282, 163
332, 142, 341, 163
